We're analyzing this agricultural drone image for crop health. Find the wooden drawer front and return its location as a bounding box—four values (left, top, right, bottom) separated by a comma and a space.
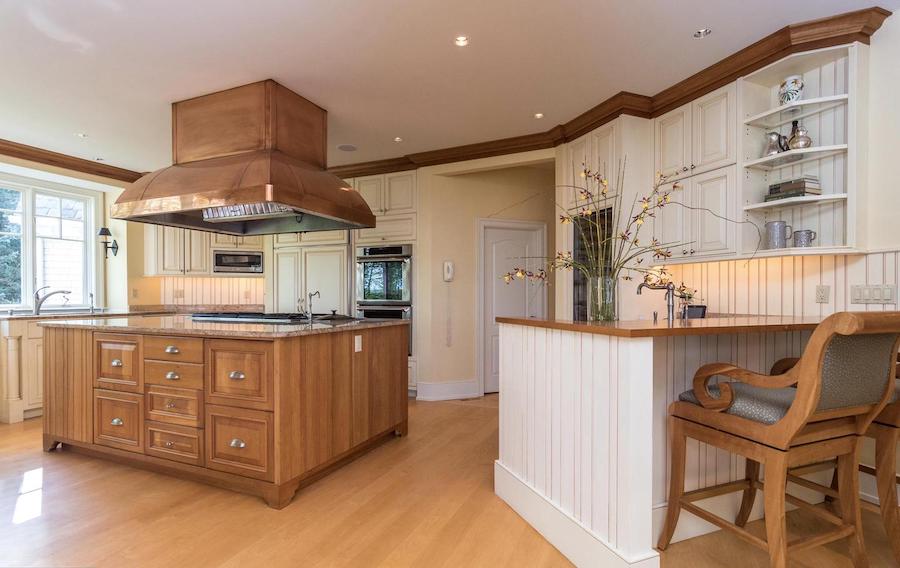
146, 385, 203, 428
95, 334, 143, 392
144, 360, 204, 390
205, 405, 273, 481
206, 340, 273, 410
144, 336, 204, 364
94, 390, 143, 453
145, 421, 203, 466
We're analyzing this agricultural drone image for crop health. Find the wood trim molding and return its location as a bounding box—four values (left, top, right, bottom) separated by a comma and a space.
330, 6, 890, 178
0, 138, 142, 183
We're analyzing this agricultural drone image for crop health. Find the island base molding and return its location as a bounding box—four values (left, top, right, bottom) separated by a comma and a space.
495, 461, 660, 568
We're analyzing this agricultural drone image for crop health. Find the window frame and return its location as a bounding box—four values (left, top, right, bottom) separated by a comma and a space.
0, 172, 102, 311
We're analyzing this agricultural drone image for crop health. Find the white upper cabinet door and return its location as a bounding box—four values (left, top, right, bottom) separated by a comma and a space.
273, 248, 302, 312
654, 103, 692, 180
690, 166, 736, 257
384, 172, 416, 214
589, 123, 617, 198
356, 175, 385, 214
567, 135, 590, 208
273, 233, 302, 247
691, 83, 736, 175
157, 226, 186, 275
184, 230, 211, 275
236, 235, 264, 249
301, 245, 349, 314
300, 230, 349, 245
211, 233, 237, 249
654, 179, 689, 258
356, 214, 417, 244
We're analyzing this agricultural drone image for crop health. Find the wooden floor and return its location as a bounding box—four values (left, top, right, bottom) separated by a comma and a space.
0, 396, 895, 567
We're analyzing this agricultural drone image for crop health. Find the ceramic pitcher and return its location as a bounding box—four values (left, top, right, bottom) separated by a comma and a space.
765, 221, 792, 249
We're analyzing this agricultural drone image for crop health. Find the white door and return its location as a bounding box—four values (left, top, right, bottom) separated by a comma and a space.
273, 248, 302, 312
482, 223, 546, 393
691, 166, 736, 257
691, 83, 735, 174
301, 245, 349, 314
654, 103, 692, 180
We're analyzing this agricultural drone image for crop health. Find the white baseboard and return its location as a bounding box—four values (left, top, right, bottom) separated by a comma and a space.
415, 379, 480, 401
494, 461, 660, 568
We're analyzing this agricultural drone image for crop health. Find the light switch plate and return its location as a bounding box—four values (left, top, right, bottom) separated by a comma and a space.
850, 284, 897, 304
815, 285, 830, 304
354, 335, 362, 352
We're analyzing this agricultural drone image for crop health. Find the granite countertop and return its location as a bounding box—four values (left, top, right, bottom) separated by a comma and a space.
38, 314, 409, 338
496, 315, 823, 338
0, 309, 173, 322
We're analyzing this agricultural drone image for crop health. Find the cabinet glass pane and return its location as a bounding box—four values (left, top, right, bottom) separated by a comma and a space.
35, 216, 59, 238
0, 234, 22, 304
34, 194, 60, 217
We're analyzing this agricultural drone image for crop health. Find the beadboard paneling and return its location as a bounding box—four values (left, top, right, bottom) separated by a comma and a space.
159, 277, 265, 306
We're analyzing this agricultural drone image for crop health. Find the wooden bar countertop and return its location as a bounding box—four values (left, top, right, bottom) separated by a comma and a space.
496, 315, 823, 338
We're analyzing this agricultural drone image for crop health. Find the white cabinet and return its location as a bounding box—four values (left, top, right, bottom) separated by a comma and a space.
22, 322, 43, 411
272, 245, 350, 315
654, 83, 735, 180
356, 214, 417, 244
211, 234, 264, 250
407, 358, 417, 390
184, 230, 211, 274
273, 230, 348, 248
356, 171, 416, 215
146, 225, 185, 275
654, 179, 688, 252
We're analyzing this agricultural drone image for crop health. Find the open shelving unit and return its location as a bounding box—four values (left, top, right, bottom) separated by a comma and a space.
737, 43, 866, 257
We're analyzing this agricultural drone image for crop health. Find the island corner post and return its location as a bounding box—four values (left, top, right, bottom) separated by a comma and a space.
40, 316, 409, 508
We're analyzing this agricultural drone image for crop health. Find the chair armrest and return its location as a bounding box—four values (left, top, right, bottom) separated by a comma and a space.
691, 363, 798, 412
770, 357, 800, 375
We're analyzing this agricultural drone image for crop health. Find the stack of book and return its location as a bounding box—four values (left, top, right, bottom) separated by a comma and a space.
764, 175, 821, 201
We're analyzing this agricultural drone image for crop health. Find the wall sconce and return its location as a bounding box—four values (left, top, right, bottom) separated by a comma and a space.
98, 227, 119, 258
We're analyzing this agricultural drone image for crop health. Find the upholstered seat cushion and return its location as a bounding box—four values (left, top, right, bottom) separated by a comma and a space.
680, 378, 900, 424
679, 383, 797, 425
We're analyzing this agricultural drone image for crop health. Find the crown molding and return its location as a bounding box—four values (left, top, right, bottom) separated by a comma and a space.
0, 138, 142, 183
330, 6, 891, 178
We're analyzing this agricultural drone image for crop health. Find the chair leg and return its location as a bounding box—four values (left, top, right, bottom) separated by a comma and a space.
658, 416, 687, 551
736, 458, 760, 527
763, 450, 789, 568
872, 425, 900, 564
837, 445, 869, 568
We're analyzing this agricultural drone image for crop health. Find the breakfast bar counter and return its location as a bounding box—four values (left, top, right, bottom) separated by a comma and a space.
494, 316, 823, 568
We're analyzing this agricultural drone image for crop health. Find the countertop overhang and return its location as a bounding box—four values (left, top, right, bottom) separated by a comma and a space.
38, 314, 409, 338
496, 315, 823, 337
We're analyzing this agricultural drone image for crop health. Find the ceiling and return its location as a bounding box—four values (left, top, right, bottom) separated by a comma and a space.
0, 0, 895, 173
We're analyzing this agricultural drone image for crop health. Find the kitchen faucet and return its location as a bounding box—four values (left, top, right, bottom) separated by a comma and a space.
33, 286, 72, 315
307, 290, 320, 319
636, 281, 676, 322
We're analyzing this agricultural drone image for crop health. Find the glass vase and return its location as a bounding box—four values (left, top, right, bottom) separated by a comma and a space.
587, 275, 618, 322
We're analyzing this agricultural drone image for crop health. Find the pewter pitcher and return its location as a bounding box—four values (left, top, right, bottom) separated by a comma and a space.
765, 221, 792, 249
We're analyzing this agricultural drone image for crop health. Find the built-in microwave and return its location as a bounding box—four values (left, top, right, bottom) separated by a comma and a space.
212, 250, 264, 273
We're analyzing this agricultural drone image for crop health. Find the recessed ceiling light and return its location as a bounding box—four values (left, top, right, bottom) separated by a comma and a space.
337, 144, 358, 152
74, 132, 88, 138
454, 36, 469, 47
693, 28, 712, 39
534, 113, 544, 119
393, 137, 403, 143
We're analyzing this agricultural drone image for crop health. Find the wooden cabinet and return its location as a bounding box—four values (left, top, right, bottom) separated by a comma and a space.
145, 421, 203, 465
94, 334, 143, 393
144, 360, 204, 390
654, 83, 735, 180
22, 322, 43, 411
94, 389, 144, 453
144, 336, 204, 364
206, 404, 274, 481
206, 340, 274, 411
145, 226, 264, 276
146, 385, 203, 428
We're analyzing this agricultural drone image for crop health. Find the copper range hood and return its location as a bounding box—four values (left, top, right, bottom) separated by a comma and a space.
111, 80, 375, 235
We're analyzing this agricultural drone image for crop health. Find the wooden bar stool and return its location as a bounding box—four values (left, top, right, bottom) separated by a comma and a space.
657, 312, 900, 568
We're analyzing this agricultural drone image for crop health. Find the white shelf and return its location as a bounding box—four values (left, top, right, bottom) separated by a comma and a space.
743, 95, 849, 129
742, 145, 848, 171
742, 246, 863, 259
743, 193, 848, 212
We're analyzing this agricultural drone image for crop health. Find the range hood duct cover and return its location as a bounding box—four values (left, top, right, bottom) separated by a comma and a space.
111, 80, 375, 235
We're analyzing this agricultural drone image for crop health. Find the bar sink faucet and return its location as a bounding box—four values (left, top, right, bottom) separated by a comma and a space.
33, 286, 72, 315
637, 281, 676, 322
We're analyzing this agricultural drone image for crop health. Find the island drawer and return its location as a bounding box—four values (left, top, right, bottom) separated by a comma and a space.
94, 389, 144, 453
145, 421, 203, 466
206, 340, 273, 411
146, 385, 203, 428
205, 405, 273, 481
95, 334, 143, 393
144, 360, 204, 390
144, 336, 204, 364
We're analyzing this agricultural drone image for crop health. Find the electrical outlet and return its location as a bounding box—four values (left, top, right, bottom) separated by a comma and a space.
815, 285, 830, 304
174, 289, 184, 299
131, 288, 138, 299
243, 290, 251, 300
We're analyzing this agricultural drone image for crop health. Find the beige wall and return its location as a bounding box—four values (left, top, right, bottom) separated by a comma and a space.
416, 150, 557, 386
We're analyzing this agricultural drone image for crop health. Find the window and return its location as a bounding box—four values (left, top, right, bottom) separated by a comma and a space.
0, 176, 99, 310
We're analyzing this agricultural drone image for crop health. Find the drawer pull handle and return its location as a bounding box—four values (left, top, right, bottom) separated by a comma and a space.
228, 371, 246, 381
164, 402, 176, 409
164, 345, 180, 354
164, 441, 175, 448
111, 359, 123, 368
229, 438, 246, 449
165, 371, 180, 381
110, 417, 124, 426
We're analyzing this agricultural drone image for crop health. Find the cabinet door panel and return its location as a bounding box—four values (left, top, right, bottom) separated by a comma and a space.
691, 167, 735, 256
355, 214, 416, 243
302, 246, 348, 314
211, 233, 237, 248
356, 175, 384, 214
206, 340, 274, 410
384, 172, 416, 213
184, 230, 211, 275
655, 104, 692, 180
567, 135, 590, 208
205, 405, 273, 481
158, 226, 185, 274
692, 84, 735, 174
654, 180, 688, 258
273, 249, 301, 313
94, 334, 143, 393
94, 389, 144, 453
273, 233, 302, 247
300, 230, 348, 245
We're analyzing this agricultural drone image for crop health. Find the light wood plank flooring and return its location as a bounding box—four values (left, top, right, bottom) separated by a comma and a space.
0, 396, 895, 567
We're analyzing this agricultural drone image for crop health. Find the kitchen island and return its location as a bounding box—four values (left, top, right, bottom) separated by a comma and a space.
40, 315, 409, 508
494, 316, 822, 568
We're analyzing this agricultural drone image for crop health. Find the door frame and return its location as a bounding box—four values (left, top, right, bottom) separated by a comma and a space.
475, 218, 547, 396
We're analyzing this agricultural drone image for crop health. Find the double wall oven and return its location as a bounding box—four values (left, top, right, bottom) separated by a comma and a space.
356, 244, 412, 355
